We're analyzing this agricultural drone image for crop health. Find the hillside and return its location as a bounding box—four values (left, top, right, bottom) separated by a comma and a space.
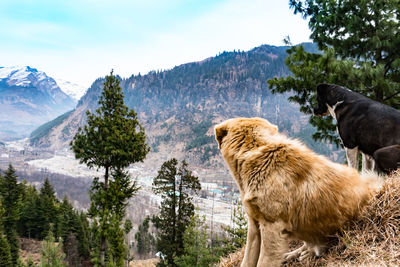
29, 43, 337, 170
0, 66, 76, 140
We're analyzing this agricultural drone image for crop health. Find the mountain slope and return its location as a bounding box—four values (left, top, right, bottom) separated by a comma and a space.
30, 43, 333, 169
0, 66, 76, 140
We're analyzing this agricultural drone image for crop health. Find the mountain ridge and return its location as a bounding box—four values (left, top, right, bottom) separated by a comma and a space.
29, 43, 337, 170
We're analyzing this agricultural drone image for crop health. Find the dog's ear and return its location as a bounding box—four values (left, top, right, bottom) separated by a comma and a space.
215, 124, 228, 149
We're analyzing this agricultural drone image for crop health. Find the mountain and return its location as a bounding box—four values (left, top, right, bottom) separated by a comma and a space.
54, 78, 87, 101
30, 43, 336, 170
0, 66, 76, 140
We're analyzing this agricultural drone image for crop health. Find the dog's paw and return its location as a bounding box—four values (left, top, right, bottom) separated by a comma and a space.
299, 244, 325, 261
284, 243, 325, 262
283, 243, 307, 261
299, 248, 315, 261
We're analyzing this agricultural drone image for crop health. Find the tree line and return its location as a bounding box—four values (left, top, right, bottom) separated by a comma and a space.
0, 164, 90, 266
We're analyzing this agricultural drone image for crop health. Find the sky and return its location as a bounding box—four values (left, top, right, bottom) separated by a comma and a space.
0, 0, 311, 89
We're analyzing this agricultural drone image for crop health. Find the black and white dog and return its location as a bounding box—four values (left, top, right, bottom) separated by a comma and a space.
373, 145, 400, 174
313, 83, 400, 173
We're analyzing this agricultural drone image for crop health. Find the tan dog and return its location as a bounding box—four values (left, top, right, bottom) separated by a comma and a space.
215, 117, 381, 267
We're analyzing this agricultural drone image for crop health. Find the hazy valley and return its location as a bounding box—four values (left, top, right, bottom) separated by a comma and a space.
0, 43, 343, 236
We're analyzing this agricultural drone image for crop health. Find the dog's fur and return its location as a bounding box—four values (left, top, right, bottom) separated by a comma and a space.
373, 145, 400, 174
215, 117, 381, 267
313, 83, 400, 173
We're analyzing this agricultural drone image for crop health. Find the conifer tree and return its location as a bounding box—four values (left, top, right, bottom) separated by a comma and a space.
124, 219, 133, 264
57, 196, 88, 266
134, 216, 155, 258
0, 164, 21, 266
58, 196, 75, 242
222, 200, 247, 254
269, 0, 400, 145
175, 213, 214, 267
0, 201, 12, 267
40, 228, 66, 267
152, 159, 201, 267
71, 71, 149, 266
0, 233, 12, 267
38, 178, 58, 239
18, 182, 40, 239
77, 212, 90, 261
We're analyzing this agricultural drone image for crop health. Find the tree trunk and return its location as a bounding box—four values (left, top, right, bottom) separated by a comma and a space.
100, 166, 110, 267
177, 177, 184, 254
170, 175, 177, 265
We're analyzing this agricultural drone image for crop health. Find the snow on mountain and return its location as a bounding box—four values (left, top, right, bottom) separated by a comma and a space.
0, 66, 77, 103
0, 66, 49, 87
0, 66, 86, 102
54, 78, 87, 101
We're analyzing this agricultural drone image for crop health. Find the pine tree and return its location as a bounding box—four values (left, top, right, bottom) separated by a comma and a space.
222, 200, 247, 254
38, 178, 58, 239
0, 233, 12, 267
175, 213, 214, 267
124, 219, 133, 265
71, 71, 149, 266
18, 182, 40, 239
40, 228, 66, 267
269, 0, 400, 146
152, 159, 201, 266
0, 164, 21, 266
58, 196, 74, 242
134, 216, 155, 258
57, 197, 84, 266
0, 201, 12, 267
77, 212, 90, 261
40, 178, 56, 198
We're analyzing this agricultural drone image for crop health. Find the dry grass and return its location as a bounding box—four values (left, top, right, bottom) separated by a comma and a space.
218, 247, 245, 267
130, 258, 159, 267
19, 238, 43, 265
218, 171, 400, 267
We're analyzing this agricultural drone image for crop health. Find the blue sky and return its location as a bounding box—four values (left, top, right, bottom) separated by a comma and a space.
0, 0, 311, 88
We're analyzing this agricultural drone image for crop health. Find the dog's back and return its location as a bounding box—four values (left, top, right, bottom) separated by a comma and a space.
279, 138, 380, 242
314, 84, 400, 170
338, 98, 400, 155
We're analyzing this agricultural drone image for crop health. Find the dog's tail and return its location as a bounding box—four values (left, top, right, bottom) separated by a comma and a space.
360, 170, 384, 193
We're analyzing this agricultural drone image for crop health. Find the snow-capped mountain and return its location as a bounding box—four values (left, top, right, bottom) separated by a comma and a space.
54, 78, 87, 101
0, 66, 47, 87
0, 66, 76, 141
